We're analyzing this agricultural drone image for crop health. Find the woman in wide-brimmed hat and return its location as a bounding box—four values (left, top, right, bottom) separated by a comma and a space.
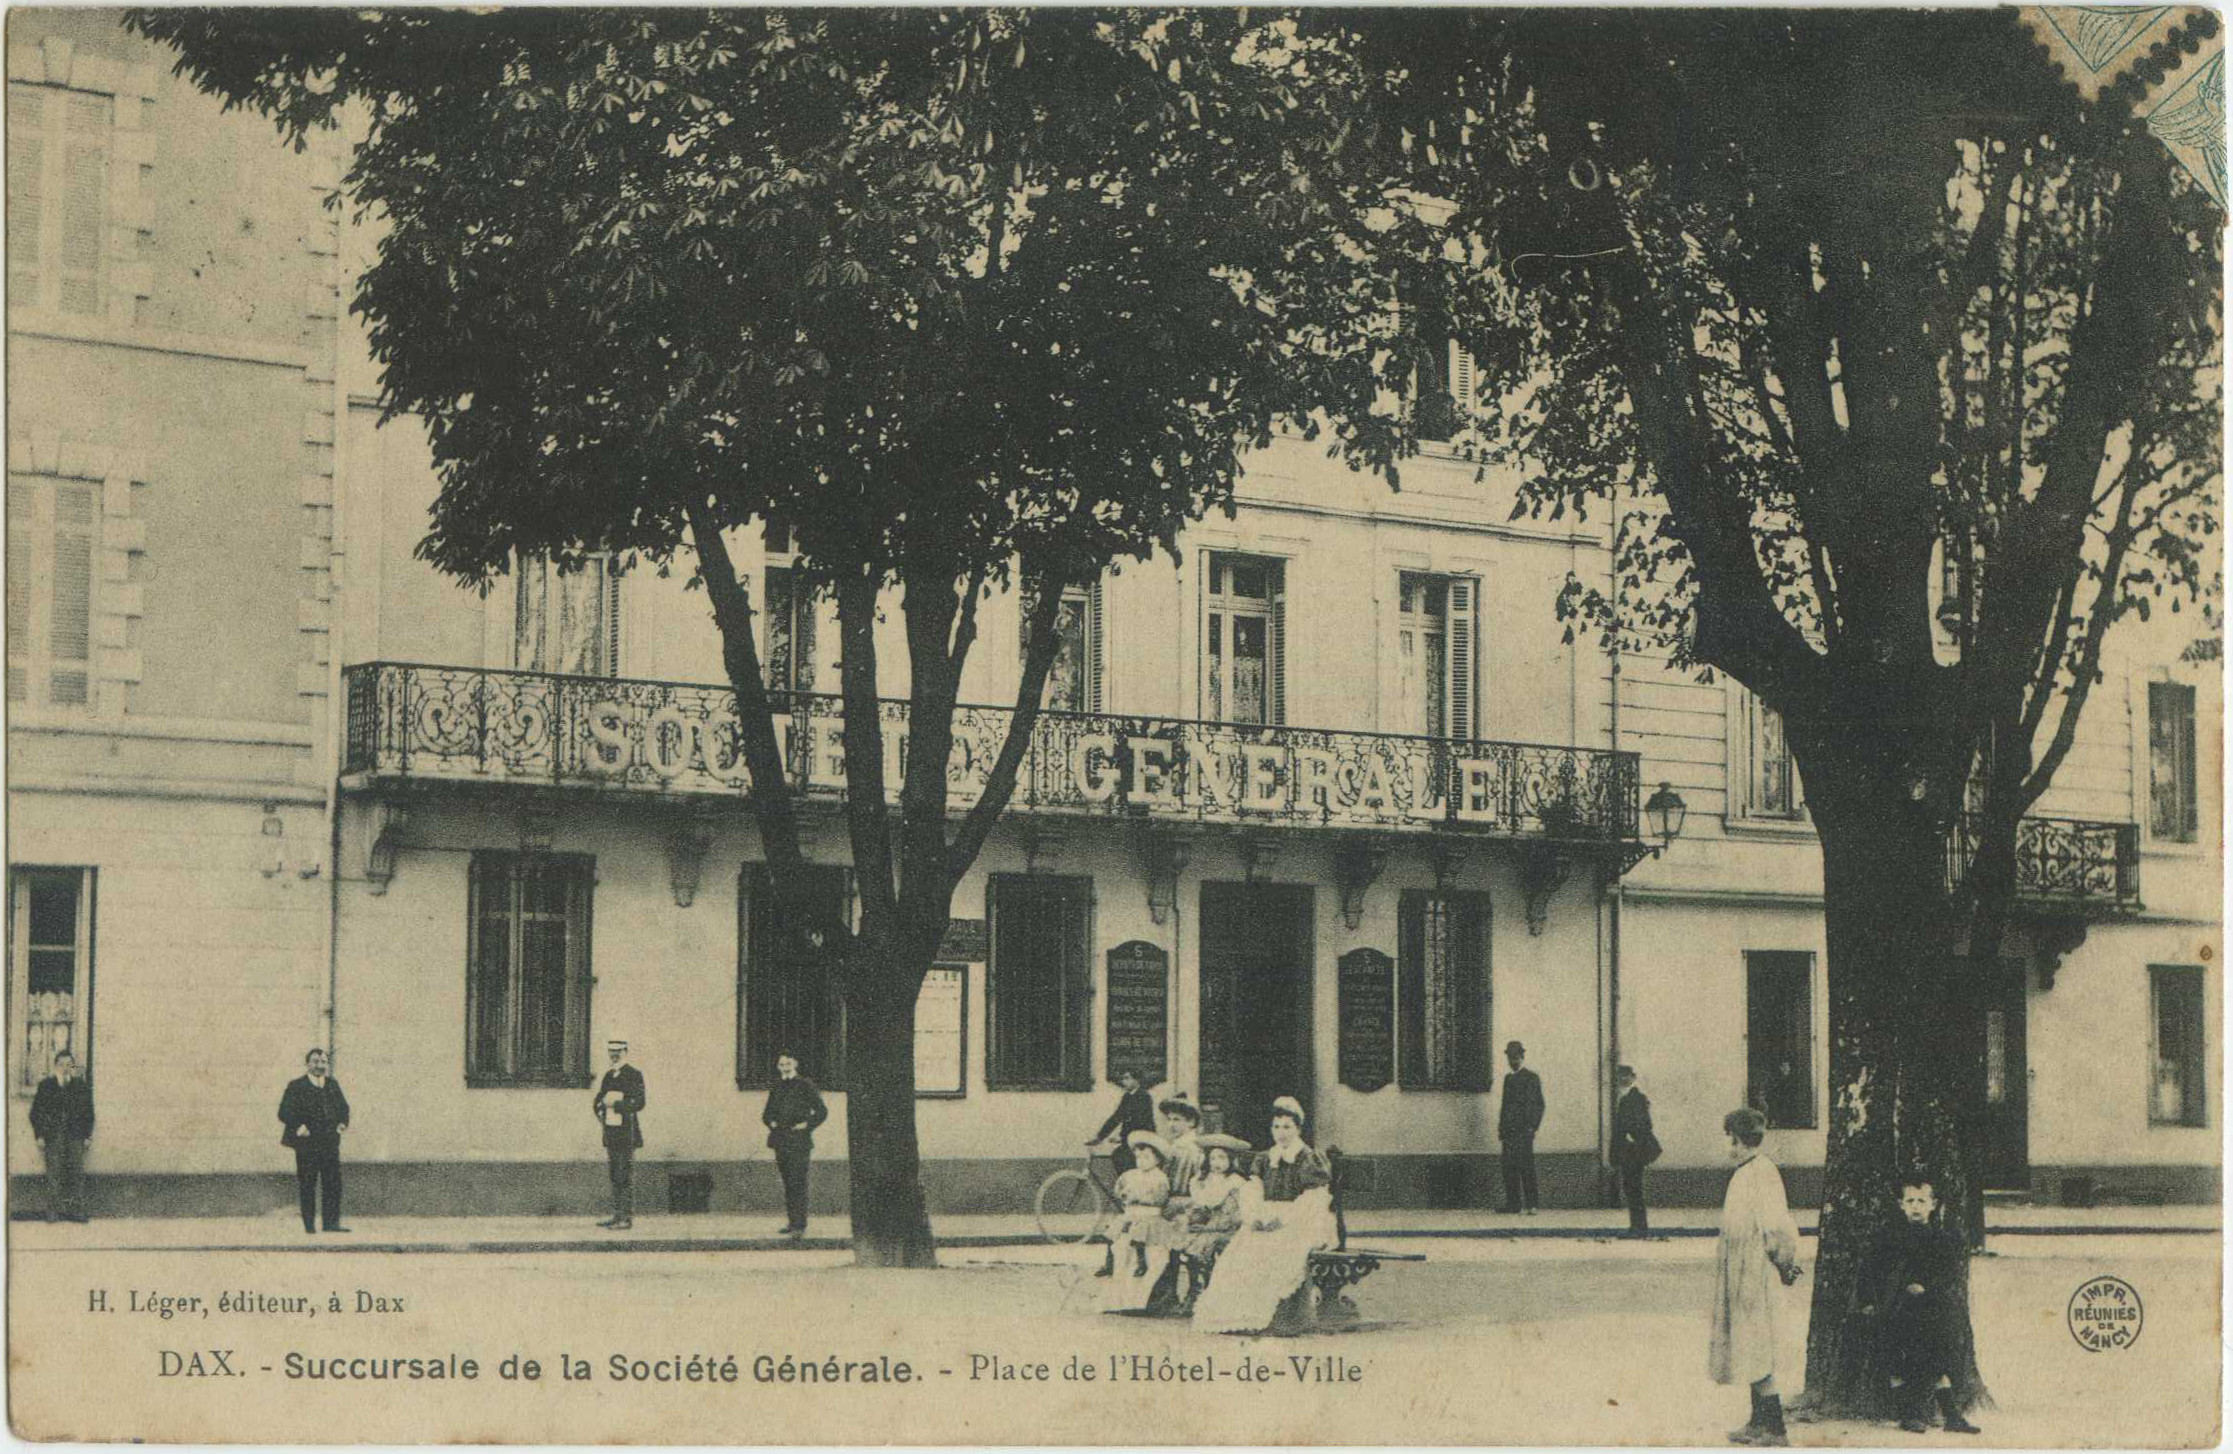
1191, 1096, 1335, 1334
1105, 1129, 1173, 1311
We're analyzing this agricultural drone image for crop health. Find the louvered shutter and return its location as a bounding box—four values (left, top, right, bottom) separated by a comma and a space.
1268, 564, 1287, 726
6, 487, 33, 702
9, 88, 46, 306
48, 483, 95, 704
1445, 578, 1476, 741
602, 561, 624, 678
59, 93, 108, 317
1063, 878, 1094, 1090
1087, 579, 1105, 713
1448, 339, 1476, 418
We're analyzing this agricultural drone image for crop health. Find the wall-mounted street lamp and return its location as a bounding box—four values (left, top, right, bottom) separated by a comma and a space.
1643, 781, 1688, 854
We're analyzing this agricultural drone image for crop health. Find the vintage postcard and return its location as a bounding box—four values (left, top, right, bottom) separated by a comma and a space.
5, 5, 2223, 1446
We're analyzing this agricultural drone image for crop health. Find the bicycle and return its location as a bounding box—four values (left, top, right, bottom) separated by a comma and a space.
1036, 1146, 1124, 1245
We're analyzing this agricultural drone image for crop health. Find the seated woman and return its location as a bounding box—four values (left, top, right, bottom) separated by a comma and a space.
1176, 1133, 1254, 1308
1105, 1129, 1172, 1312
1191, 1097, 1334, 1335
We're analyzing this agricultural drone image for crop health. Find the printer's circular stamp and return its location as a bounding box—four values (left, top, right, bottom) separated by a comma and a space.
2067, 1276, 2144, 1352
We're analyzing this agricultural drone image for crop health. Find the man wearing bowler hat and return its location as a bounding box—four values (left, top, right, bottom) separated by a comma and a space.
1497, 1040, 1544, 1214
594, 1039, 646, 1230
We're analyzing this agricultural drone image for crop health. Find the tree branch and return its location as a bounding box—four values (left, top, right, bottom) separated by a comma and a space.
945, 562, 1070, 880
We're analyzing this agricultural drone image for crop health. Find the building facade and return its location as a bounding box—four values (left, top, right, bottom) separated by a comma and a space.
8, 13, 2221, 1217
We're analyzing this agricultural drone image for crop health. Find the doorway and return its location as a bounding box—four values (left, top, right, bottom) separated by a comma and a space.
1197, 882, 1315, 1148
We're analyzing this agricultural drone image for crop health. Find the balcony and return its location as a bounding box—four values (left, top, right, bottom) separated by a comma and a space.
1947, 814, 2142, 917
341, 661, 1643, 847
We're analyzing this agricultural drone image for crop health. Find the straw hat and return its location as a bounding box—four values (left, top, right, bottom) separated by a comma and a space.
1197, 1132, 1253, 1156
1126, 1128, 1172, 1159
1270, 1095, 1307, 1125
1157, 1092, 1201, 1123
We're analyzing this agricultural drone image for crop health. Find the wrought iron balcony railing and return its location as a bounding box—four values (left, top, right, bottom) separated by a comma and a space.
342, 661, 1642, 843
1947, 813, 2142, 915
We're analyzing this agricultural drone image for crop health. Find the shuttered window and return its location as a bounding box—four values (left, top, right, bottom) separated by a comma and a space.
1204, 554, 1284, 727
1397, 890, 1491, 1090
466, 853, 595, 1087
737, 864, 850, 1089
2148, 682, 2198, 843
8, 83, 111, 317
6, 475, 98, 709
1026, 581, 1104, 714
987, 875, 1093, 1090
1397, 573, 1478, 740
764, 565, 818, 693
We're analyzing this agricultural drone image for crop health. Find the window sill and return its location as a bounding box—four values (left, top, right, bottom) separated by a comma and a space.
1723, 816, 1816, 842
986, 1082, 1092, 1094
464, 1075, 594, 1091
2147, 1119, 2210, 1131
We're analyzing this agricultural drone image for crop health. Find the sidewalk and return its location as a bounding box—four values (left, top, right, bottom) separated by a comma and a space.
10, 1201, 2218, 1255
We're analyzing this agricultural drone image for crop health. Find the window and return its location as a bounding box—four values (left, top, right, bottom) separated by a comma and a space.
2149, 964, 2206, 1127
1741, 693, 1804, 821
465, 853, 594, 1086
2149, 682, 2198, 843
512, 554, 620, 677
9, 867, 93, 1094
737, 864, 851, 1089
8, 83, 110, 317
764, 566, 819, 694
7, 475, 98, 708
987, 875, 1093, 1090
1397, 890, 1491, 1090
1745, 950, 1815, 1128
1027, 582, 1103, 714
1396, 573, 1478, 739
1204, 553, 1284, 726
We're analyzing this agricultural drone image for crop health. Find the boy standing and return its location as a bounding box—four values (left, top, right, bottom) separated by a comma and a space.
1859, 1178, 1981, 1434
1708, 1107, 1804, 1446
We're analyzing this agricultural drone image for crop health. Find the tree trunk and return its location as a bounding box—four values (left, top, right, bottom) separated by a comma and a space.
1801, 783, 1989, 1418
842, 956, 938, 1269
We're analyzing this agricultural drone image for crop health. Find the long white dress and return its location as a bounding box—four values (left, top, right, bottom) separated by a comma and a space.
1707, 1151, 1803, 1385
1191, 1143, 1335, 1334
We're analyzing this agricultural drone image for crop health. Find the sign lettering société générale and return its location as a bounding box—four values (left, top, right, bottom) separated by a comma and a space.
577, 703, 1519, 826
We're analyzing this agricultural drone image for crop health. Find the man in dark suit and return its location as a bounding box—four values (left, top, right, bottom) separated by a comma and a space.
1497, 1040, 1544, 1214
29, 1051, 95, 1222
1611, 1063, 1659, 1236
761, 1050, 828, 1238
278, 1047, 350, 1233
594, 1039, 646, 1230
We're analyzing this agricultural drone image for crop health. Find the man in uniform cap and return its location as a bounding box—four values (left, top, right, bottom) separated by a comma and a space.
1497, 1040, 1544, 1214
594, 1039, 646, 1230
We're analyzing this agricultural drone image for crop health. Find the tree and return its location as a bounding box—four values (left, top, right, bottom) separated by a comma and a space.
1407, 8, 2220, 1415
133, 8, 1486, 1265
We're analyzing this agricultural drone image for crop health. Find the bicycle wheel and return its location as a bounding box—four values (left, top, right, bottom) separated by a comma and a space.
1035, 1170, 1108, 1245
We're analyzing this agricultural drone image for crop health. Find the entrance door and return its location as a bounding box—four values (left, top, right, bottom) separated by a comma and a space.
1198, 882, 1314, 1148
1979, 960, 2030, 1190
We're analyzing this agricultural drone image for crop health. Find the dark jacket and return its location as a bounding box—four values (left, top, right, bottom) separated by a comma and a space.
30, 1074, 94, 1142
1612, 1087, 1659, 1167
1498, 1066, 1544, 1143
762, 1075, 829, 1149
1093, 1087, 1157, 1145
1861, 1217, 1968, 1379
596, 1064, 646, 1150
278, 1075, 350, 1147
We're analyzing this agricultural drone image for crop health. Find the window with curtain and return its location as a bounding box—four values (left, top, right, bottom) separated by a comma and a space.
1743, 694, 1803, 820
1397, 573, 1478, 740
1027, 582, 1103, 714
2149, 682, 2198, 843
513, 554, 621, 677
466, 852, 595, 1086
987, 875, 1093, 1090
1397, 890, 1491, 1090
1205, 553, 1284, 726
737, 864, 850, 1089
2149, 964, 2206, 1128
9, 867, 93, 1094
